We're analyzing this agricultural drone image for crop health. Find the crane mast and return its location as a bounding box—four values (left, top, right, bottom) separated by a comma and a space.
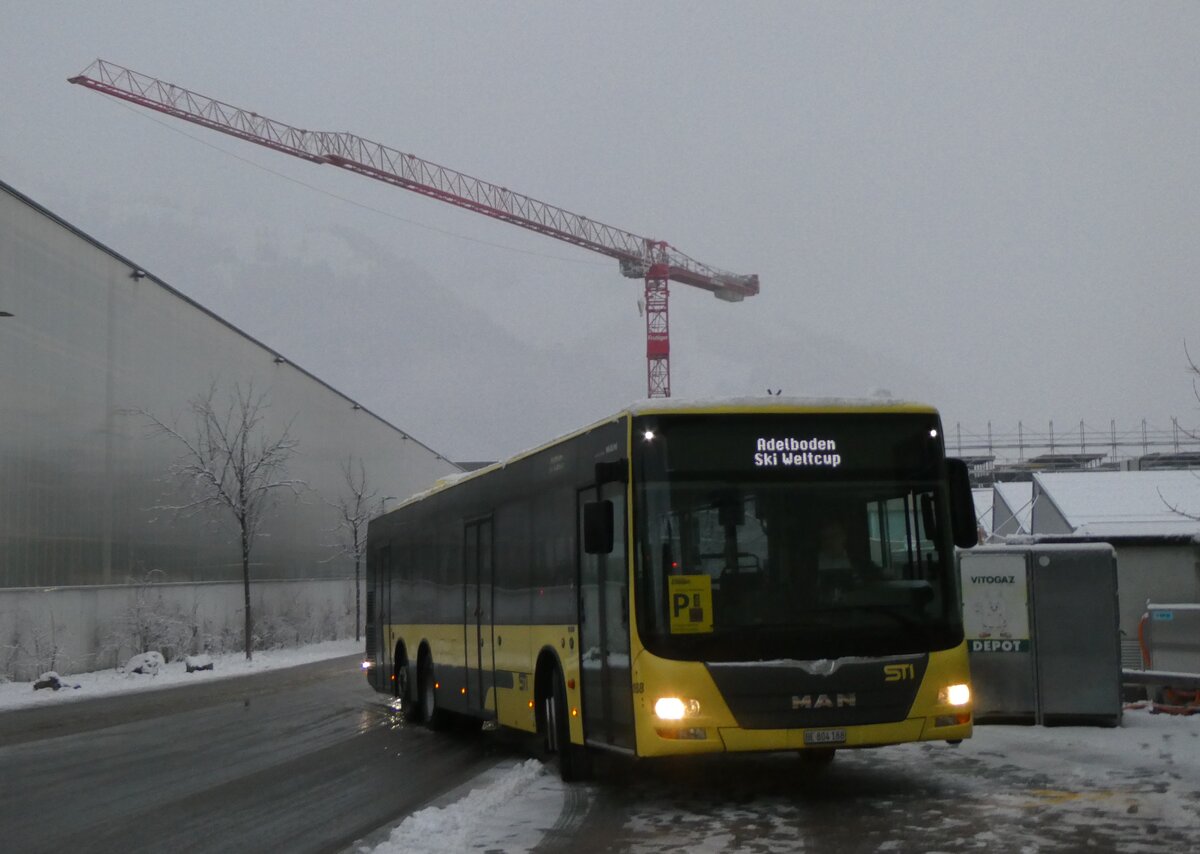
70, 59, 759, 398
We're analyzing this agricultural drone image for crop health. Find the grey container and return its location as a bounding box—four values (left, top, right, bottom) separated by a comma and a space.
959, 543, 1122, 726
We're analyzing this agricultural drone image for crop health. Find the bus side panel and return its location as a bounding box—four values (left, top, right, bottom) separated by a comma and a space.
491, 494, 532, 726
367, 415, 628, 735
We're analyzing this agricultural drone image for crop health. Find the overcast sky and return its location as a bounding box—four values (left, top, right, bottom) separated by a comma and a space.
3, 3, 1198, 460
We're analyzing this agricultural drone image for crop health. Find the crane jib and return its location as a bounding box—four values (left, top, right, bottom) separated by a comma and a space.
69, 59, 759, 397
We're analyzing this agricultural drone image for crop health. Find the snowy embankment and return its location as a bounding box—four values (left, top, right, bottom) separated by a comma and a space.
361, 759, 567, 854
0, 639, 361, 713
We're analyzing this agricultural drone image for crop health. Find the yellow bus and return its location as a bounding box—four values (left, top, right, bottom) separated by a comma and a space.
363, 398, 978, 779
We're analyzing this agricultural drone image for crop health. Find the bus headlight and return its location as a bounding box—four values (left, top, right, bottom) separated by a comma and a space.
361, 660, 374, 670
654, 697, 701, 720
939, 684, 970, 706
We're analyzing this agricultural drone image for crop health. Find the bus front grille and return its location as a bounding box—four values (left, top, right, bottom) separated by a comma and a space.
705, 656, 927, 729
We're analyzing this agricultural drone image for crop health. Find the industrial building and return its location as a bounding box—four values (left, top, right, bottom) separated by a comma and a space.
1, 179, 458, 676
981, 470, 1200, 678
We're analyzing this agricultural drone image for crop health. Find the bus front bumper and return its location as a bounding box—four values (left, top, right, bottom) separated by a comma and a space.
641, 715, 972, 757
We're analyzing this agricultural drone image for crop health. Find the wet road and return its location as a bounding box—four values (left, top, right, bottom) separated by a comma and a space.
0, 656, 517, 854
4, 661, 1196, 853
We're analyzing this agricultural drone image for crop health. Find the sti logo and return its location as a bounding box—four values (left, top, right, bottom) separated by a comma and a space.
883, 663, 916, 682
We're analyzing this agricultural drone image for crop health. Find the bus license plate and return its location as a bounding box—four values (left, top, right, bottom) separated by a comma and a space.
804, 729, 846, 745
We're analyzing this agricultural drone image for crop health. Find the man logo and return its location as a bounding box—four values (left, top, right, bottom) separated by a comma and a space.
884, 663, 916, 682
792, 693, 856, 709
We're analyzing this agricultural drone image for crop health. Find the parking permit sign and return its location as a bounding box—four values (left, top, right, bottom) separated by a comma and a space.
668, 575, 713, 634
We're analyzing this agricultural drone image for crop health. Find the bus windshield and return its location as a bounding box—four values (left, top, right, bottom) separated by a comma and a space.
632, 412, 964, 661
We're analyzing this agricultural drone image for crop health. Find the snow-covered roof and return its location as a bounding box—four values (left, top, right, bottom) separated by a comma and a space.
1034, 471, 1200, 538
972, 488, 993, 533
993, 481, 1034, 534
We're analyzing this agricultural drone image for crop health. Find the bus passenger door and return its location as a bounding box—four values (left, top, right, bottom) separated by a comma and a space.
464, 519, 495, 715
578, 484, 634, 750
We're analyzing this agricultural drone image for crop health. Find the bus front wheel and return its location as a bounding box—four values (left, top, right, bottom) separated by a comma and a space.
544, 668, 588, 782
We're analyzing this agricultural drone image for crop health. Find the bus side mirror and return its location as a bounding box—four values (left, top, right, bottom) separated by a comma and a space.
946, 458, 977, 549
583, 500, 614, 554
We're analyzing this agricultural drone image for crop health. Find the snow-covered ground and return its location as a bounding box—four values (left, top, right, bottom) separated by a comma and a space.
6, 643, 1195, 852
360, 709, 1200, 853
361, 759, 568, 854
0, 639, 361, 713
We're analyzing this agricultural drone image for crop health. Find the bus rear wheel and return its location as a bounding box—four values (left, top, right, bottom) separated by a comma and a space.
419, 654, 447, 730
396, 663, 420, 722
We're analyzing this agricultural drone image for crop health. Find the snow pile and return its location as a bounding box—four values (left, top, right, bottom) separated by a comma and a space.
0, 639, 359, 712
185, 653, 214, 673
31, 671, 80, 691
123, 651, 165, 675
365, 759, 568, 854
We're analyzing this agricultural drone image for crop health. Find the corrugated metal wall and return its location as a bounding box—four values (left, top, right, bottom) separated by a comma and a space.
0, 180, 458, 589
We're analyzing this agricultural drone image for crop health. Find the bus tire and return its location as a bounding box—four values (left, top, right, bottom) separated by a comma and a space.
393, 643, 414, 710
545, 667, 588, 782
398, 663, 420, 722
419, 653, 447, 731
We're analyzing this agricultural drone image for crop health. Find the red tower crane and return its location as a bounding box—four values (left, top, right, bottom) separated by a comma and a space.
70, 59, 759, 398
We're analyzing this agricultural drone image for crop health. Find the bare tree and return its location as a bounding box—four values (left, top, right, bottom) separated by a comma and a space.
138, 383, 301, 660
326, 457, 380, 641
1181, 341, 1200, 429
1159, 343, 1200, 520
